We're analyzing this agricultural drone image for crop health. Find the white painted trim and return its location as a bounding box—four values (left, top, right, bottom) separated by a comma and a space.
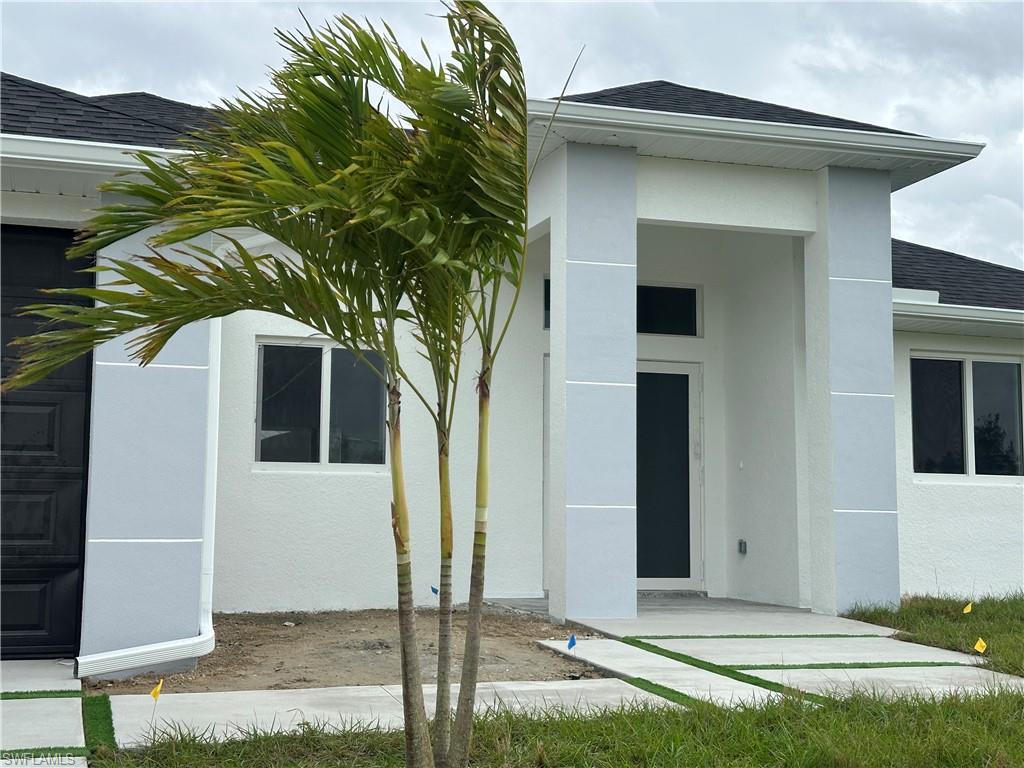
565, 259, 637, 268
834, 509, 899, 515
1, 133, 182, 173
566, 380, 636, 387
527, 99, 984, 166
566, 504, 637, 510
76, 631, 216, 678
831, 391, 895, 398
87, 538, 202, 544
830, 276, 892, 285
893, 300, 1024, 328
95, 361, 209, 370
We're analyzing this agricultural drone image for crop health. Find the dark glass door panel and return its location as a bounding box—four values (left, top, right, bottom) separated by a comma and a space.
637, 372, 690, 578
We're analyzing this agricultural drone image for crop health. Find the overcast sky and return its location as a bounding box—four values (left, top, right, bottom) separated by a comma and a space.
3, 1, 1021, 268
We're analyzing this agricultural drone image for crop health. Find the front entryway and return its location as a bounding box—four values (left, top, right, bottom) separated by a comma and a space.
636, 361, 702, 591
1, 225, 92, 658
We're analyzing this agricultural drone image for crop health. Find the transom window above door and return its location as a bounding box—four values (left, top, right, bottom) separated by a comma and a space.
256, 342, 386, 465
543, 279, 701, 336
910, 356, 1023, 476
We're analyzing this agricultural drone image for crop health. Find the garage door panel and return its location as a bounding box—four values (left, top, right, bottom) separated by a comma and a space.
0, 567, 80, 657
1, 390, 87, 469
1, 478, 84, 560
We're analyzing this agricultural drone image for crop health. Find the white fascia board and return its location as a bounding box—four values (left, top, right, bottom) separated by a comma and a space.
527, 99, 984, 171
893, 299, 1024, 334
0, 133, 183, 173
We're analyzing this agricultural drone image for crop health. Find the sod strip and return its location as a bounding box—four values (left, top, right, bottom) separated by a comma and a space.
83, 694, 117, 753
0, 689, 83, 700
632, 633, 886, 640
621, 637, 831, 706
625, 677, 720, 711
731, 661, 972, 671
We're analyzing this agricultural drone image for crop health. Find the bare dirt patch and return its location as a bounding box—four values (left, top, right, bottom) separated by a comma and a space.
89, 605, 603, 694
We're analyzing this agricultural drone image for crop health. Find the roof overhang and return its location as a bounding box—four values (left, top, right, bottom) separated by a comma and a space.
892, 291, 1024, 339
528, 99, 984, 191
0, 133, 181, 174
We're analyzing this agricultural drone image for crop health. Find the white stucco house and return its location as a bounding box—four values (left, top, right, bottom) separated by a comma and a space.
1, 73, 1022, 678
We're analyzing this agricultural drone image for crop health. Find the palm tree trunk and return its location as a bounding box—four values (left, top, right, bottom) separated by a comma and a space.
448, 366, 491, 768
433, 430, 454, 768
388, 382, 434, 768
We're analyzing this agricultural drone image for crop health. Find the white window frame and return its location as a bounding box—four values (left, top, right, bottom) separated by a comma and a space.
253, 335, 388, 474
910, 350, 1024, 481
636, 280, 705, 339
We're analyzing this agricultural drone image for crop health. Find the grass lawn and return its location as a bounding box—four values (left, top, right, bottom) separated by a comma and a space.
86, 693, 1024, 768
846, 593, 1024, 677
80, 595, 1024, 767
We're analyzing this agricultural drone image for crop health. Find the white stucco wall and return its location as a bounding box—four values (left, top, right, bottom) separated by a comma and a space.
637, 157, 817, 235
637, 224, 804, 607
212, 241, 549, 612
894, 331, 1024, 597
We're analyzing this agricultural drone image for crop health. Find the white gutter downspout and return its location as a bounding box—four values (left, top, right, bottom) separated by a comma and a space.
74, 320, 223, 678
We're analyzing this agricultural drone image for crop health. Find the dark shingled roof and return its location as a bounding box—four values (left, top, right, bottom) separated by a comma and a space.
1, 72, 214, 148
4, 74, 1018, 311
563, 80, 916, 136
892, 239, 1024, 311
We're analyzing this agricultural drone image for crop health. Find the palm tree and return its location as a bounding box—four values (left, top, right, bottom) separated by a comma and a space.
4, 4, 528, 767
279, 8, 528, 765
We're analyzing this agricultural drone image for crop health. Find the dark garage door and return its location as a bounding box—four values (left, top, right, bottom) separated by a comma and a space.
1, 224, 92, 658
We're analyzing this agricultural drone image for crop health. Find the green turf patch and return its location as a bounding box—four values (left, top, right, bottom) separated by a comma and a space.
624, 676, 718, 711
83, 693, 117, 754
731, 661, 972, 671
621, 637, 831, 705
632, 633, 884, 639
0, 688, 83, 700
846, 592, 1024, 677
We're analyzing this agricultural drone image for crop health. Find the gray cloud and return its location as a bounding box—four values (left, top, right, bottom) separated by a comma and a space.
2, 1, 1020, 267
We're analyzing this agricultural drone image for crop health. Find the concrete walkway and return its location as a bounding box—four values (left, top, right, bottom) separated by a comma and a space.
110, 678, 667, 747
573, 595, 893, 638
539, 638, 779, 706
0, 659, 87, 765
543, 597, 1024, 702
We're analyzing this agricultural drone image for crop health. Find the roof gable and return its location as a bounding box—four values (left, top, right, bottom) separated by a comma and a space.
563, 80, 916, 136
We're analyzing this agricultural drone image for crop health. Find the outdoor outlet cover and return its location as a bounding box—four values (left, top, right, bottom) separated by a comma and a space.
738, 539, 748, 555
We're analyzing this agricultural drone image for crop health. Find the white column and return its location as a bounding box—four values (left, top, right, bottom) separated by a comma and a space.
805, 167, 900, 613
78, 226, 220, 672
547, 143, 638, 620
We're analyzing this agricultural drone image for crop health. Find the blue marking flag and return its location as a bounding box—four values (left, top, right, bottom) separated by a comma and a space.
567, 633, 577, 651
431, 585, 439, 595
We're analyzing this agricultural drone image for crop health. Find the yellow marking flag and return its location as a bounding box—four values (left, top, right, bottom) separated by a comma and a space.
150, 678, 164, 701
963, 602, 973, 614
974, 638, 987, 654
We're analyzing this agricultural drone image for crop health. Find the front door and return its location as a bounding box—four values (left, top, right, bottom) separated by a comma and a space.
1, 225, 92, 658
636, 361, 702, 590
